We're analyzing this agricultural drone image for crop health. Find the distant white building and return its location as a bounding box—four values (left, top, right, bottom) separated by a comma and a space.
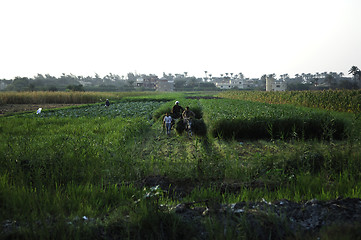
136, 78, 144, 87
215, 79, 244, 89
243, 79, 258, 89
266, 76, 287, 91
78, 81, 92, 87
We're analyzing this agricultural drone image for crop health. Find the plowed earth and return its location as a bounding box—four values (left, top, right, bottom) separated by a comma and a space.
0, 104, 84, 116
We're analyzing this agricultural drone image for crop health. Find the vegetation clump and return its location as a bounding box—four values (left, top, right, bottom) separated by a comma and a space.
211, 115, 347, 141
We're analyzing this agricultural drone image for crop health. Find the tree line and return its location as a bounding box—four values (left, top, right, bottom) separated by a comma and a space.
1, 66, 360, 92
0, 72, 218, 92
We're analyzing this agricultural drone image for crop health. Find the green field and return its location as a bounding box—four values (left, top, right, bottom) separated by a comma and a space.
1, 90, 361, 239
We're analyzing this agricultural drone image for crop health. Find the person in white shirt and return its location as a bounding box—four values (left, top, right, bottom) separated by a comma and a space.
163, 112, 172, 135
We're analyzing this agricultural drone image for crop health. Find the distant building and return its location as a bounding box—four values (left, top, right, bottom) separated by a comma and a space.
215, 79, 244, 89
266, 76, 286, 91
78, 81, 92, 87
243, 79, 258, 89
136, 77, 158, 89
156, 78, 174, 91
136, 78, 145, 87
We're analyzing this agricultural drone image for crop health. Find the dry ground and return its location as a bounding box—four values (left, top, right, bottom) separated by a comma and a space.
0, 104, 84, 116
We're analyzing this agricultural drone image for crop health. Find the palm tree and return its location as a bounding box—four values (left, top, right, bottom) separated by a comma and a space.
315, 72, 320, 79
349, 66, 360, 79
348, 66, 360, 75
349, 66, 361, 88
204, 71, 208, 82
301, 73, 306, 81
280, 74, 289, 81
268, 73, 276, 79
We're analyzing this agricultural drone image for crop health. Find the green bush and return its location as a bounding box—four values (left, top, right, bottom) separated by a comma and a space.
189, 105, 203, 119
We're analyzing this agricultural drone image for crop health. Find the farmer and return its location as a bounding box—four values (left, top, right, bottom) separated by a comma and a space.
163, 112, 172, 135
171, 101, 184, 119
105, 99, 110, 107
182, 107, 195, 137
182, 106, 195, 123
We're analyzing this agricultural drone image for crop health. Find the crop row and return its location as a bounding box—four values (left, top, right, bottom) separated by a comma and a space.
200, 99, 350, 140
0, 91, 159, 104
218, 90, 361, 113
25, 101, 164, 119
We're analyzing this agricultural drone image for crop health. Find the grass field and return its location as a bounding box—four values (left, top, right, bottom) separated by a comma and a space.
1, 90, 361, 239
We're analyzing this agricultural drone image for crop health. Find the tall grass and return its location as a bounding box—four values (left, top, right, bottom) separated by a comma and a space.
218, 89, 361, 113
200, 98, 350, 140
0, 117, 151, 187
0, 91, 159, 104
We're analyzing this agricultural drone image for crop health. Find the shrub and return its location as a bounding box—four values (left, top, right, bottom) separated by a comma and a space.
189, 106, 203, 119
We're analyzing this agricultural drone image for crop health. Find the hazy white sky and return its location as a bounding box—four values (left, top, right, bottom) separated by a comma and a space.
1, 0, 360, 79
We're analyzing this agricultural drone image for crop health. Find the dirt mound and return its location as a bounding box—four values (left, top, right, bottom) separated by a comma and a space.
140, 175, 361, 238
172, 197, 361, 238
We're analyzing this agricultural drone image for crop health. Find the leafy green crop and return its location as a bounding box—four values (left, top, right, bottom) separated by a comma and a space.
29, 101, 164, 119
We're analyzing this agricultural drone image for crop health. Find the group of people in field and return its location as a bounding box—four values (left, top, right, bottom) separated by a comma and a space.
163, 101, 195, 136
103, 98, 193, 136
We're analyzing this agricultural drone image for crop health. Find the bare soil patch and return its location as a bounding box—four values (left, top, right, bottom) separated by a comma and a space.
185, 96, 222, 99
0, 104, 84, 116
